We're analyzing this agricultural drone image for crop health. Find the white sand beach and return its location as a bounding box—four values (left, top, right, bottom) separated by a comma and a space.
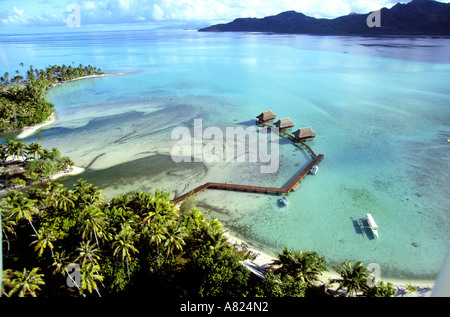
50, 72, 129, 87
16, 113, 56, 139
49, 165, 85, 181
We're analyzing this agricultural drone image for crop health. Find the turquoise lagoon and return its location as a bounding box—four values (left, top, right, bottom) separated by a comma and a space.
1, 29, 449, 282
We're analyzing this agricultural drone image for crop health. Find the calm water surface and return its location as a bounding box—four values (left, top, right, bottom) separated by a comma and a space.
1, 29, 449, 281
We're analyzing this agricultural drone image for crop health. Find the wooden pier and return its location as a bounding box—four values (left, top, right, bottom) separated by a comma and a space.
172, 154, 324, 204
284, 154, 324, 192
172, 183, 212, 205
171, 114, 325, 205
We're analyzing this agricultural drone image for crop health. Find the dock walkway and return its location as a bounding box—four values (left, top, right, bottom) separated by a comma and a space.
171, 117, 324, 205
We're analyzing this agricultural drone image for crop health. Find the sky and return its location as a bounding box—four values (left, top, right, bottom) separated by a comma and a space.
0, 0, 449, 32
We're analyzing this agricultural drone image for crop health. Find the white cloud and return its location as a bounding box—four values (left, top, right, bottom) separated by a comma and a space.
152, 4, 164, 20
82, 1, 97, 10
1, 6, 27, 25
12, 6, 25, 17
118, 0, 132, 10
135, 0, 397, 21
1, 0, 450, 28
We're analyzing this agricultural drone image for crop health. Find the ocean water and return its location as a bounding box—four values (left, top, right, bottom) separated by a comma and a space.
1, 29, 449, 282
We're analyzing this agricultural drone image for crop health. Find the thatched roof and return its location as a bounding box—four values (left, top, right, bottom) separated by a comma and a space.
257, 110, 276, 122
293, 127, 316, 139
274, 117, 295, 129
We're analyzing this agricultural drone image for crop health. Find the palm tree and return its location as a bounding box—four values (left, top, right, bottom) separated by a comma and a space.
163, 224, 186, 263
27, 187, 47, 206
141, 207, 156, 228
184, 207, 207, 228
109, 193, 131, 212
16, 140, 27, 161
272, 246, 297, 274
6, 139, 26, 162
331, 261, 370, 297
129, 190, 153, 215
1, 205, 17, 257
146, 219, 167, 262
59, 156, 74, 169
25, 142, 43, 160
272, 247, 327, 286
52, 187, 76, 212
74, 179, 105, 208
44, 182, 65, 209
51, 250, 70, 276
151, 189, 178, 220
75, 240, 104, 289
196, 221, 230, 253
5, 191, 39, 235
104, 205, 139, 231
113, 223, 139, 279
30, 227, 59, 258
75, 240, 101, 266
80, 262, 104, 297
49, 251, 85, 296
44, 181, 63, 198
49, 147, 61, 159
5, 267, 45, 297
79, 205, 109, 247
291, 250, 326, 286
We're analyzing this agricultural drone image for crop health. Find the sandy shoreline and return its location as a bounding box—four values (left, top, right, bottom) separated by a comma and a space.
49, 165, 85, 181
226, 233, 435, 297
0, 162, 85, 197
50, 72, 129, 87
16, 113, 56, 139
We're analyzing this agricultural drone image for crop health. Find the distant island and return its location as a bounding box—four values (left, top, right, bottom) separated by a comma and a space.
199, 0, 450, 36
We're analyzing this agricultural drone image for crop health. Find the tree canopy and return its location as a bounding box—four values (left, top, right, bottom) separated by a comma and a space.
1, 180, 397, 297
1, 141, 74, 191
1, 63, 103, 132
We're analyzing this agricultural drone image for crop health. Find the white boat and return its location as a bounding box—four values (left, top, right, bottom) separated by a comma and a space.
366, 213, 379, 238
310, 165, 319, 175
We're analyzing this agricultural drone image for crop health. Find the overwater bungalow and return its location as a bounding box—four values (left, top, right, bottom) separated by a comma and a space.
256, 110, 277, 123
293, 127, 317, 140
274, 117, 295, 130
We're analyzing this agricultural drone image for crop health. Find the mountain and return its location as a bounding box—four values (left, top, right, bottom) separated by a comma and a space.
200, 11, 320, 33
199, 0, 450, 36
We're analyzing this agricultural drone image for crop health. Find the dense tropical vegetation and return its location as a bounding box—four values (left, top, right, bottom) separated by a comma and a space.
0, 63, 103, 132
1, 181, 396, 297
0, 140, 74, 191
